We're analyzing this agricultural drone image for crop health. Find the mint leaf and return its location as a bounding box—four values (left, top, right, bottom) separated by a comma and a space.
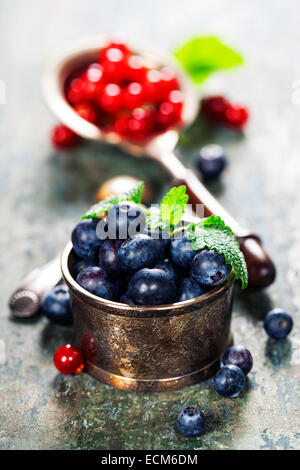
82, 181, 144, 219
160, 185, 189, 228
186, 216, 248, 289
174, 36, 243, 84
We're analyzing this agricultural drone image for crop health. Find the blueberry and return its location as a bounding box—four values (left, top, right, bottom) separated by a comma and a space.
221, 345, 253, 375
42, 285, 72, 326
170, 234, 197, 269
106, 201, 146, 240
154, 258, 181, 285
71, 218, 101, 260
119, 293, 135, 305
178, 277, 206, 302
118, 234, 160, 273
72, 259, 96, 279
76, 266, 118, 300
128, 268, 176, 306
98, 239, 123, 276
147, 228, 171, 258
176, 407, 206, 437
213, 364, 245, 399
264, 309, 293, 340
195, 144, 227, 180
191, 249, 231, 287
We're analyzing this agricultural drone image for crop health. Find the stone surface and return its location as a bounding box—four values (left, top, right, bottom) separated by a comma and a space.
0, 0, 299, 450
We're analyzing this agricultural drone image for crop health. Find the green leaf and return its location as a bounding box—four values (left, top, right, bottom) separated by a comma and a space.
174, 36, 244, 84
186, 215, 248, 289
82, 181, 144, 219
160, 186, 189, 228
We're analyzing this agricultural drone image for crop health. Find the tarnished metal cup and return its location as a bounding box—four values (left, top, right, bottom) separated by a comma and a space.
62, 242, 235, 392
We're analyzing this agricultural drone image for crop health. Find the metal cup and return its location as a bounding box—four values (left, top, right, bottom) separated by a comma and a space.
62, 242, 235, 392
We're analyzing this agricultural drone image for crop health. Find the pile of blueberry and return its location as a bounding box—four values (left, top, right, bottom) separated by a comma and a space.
69, 201, 232, 306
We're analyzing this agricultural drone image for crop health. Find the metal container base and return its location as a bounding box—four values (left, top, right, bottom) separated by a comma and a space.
85, 334, 233, 392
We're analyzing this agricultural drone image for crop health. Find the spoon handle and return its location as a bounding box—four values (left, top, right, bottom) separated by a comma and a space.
8, 256, 62, 318
156, 151, 276, 288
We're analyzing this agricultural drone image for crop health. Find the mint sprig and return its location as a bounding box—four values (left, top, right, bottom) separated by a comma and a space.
147, 185, 189, 231
174, 36, 243, 84
82, 181, 144, 219
186, 216, 248, 289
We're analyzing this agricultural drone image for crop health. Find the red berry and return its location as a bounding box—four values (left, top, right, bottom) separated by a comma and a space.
144, 69, 163, 102
127, 107, 155, 140
67, 78, 85, 104
53, 344, 84, 375
114, 113, 130, 136
99, 83, 122, 113
85, 63, 104, 84
202, 95, 230, 122
74, 103, 96, 123
122, 82, 145, 110
51, 124, 79, 150
125, 55, 147, 82
100, 47, 126, 82
103, 39, 131, 56
160, 67, 180, 98
224, 104, 249, 130
168, 89, 183, 120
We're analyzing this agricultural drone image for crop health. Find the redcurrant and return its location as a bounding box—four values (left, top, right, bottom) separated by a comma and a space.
122, 82, 145, 110
144, 70, 163, 102
53, 344, 84, 375
99, 83, 122, 113
202, 95, 230, 122
224, 104, 249, 130
100, 47, 126, 83
67, 78, 85, 104
125, 55, 147, 82
51, 124, 79, 150
74, 103, 96, 123
160, 67, 180, 98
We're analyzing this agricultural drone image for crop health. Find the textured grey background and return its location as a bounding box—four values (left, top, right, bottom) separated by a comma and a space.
0, 0, 299, 450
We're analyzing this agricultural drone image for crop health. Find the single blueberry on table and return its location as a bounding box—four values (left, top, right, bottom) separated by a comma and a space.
195, 144, 227, 180
221, 345, 253, 375
264, 308, 293, 340
42, 285, 72, 326
98, 239, 123, 276
76, 266, 118, 300
127, 268, 176, 306
118, 234, 160, 273
106, 201, 146, 240
191, 249, 231, 287
178, 277, 206, 302
176, 406, 206, 437
71, 218, 102, 260
154, 258, 181, 285
170, 234, 197, 269
213, 364, 245, 399
72, 259, 96, 279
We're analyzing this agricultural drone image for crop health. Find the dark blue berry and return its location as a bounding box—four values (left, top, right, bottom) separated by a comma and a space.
191, 249, 231, 287
71, 218, 101, 260
127, 268, 176, 306
76, 266, 118, 300
147, 228, 171, 258
221, 345, 253, 375
176, 407, 206, 437
72, 259, 96, 279
43, 285, 72, 326
170, 234, 197, 269
118, 234, 160, 273
264, 309, 293, 340
119, 293, 135, 305
98, 239, 123, 276
214, 364, 245, 398
106, 201, 146, 240
154, 258, 181, 285
178, 277, 206, 302
196, 144, 227, 180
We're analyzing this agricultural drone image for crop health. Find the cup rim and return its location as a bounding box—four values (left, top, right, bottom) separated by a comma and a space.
61, 241, 235, 317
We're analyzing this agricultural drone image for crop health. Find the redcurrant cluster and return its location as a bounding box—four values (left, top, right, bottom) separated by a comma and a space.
61, 39, 183, 144
202, 95, 249, 131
